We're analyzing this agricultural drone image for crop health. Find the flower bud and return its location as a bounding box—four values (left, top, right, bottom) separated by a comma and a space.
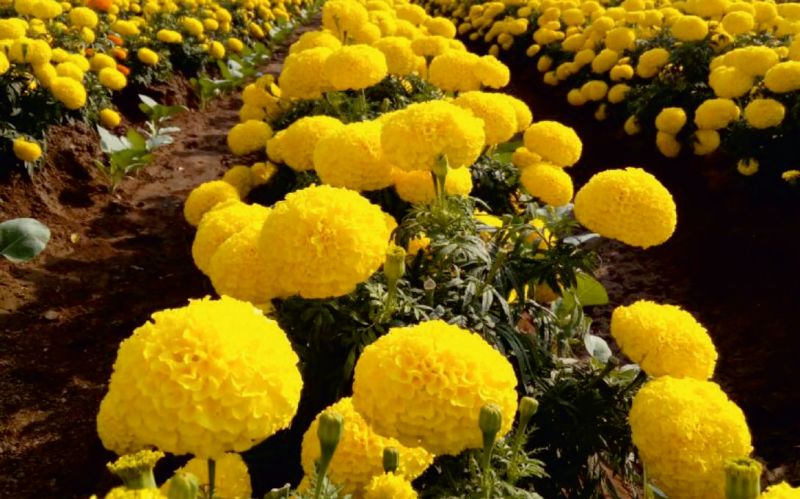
432, 154, 449, 182
384, 245, 406, 283
318, 410, 344, 462
167, 472, 200, 499
107, 450, 164, 489
518, 396, 539, 428
479, 404, 503, 438
724, 457, 762, 499
383, 447, 400, 474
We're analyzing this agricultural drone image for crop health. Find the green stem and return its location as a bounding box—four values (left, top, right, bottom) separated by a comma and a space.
207, 459, 216, 499
481, 439, 495, 499
507, 421, 529, 485
476, 249, 508, 300
313, 459, 331, 499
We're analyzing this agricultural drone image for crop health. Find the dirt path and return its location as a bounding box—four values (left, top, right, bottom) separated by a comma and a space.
0, 32, 308, 497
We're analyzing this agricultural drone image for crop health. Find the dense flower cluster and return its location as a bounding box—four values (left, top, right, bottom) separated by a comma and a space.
161, 453, 252, 499
363, 473, 419, 499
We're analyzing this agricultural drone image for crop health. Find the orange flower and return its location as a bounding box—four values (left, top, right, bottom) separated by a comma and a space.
88, 0, 113, 12
108, 35, 124, 46
85, 47, 95, 57
112, 47, 127, 60
116, 64, 130, 76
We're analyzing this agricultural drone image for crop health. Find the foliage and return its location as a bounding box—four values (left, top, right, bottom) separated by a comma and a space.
0, 217, 50, 262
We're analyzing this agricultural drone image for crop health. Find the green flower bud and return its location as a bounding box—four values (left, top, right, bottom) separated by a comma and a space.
432, 154, 450, 182
167, 472, 200, 499
318, 410, 344, 462
384, 245, 406, 283
479, 404, 503, 438
724, 457, 762, 499
106, 450, 164, 490
383, 447, 400, 474
518, 396, 539, 427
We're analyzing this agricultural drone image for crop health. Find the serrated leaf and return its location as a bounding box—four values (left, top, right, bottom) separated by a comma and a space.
0, 218, 50, 262
574, 272, 609, 306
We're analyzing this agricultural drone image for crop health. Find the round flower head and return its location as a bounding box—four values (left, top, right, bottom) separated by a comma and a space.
290, 31, 342, 54
497, 94, 533, 133
267, 115, 344, 171
51, 76, 87, 109
314, 121, 394, 191
709, 66, 753, 99
352, 320, 519, 455
161, 453, 251, 499
520, 162, 574, 207
611, 300, 717, 379
764, 62, 800, 94
630, 377, 752, 499
744, 99, 785, 129
193, 201, 270, 275
322, 0, 369, 40
453, 91, 518, 146
671, 15, 708, 42
474, 55, 510, 89
301, 398, 433, 496
372, 37, 418, 76
392, 166, 473, 204
523, 121, 582, 167
104, 487, 165, 498
222, 166, 255, 197
722, 11, 755, 36
99, 67, 127, 91
100, 108, 122, 129
258, 185, 392, 299
427, 51, 481, 92
227, 120, 273, 156
655, 108, 687, 135
719, 46, 779, 77
12, 138, 42, 162
424, 16, 456, 38
381, 100, 485, 172
364, 473, 418, 499
279, 47, 334, 100
184, 181, 240, 227
759, 482, 800, 498
323, 45, 388, 91
574, 168, 676, 249
97, 296, 303, 458
694, 98, 740, 130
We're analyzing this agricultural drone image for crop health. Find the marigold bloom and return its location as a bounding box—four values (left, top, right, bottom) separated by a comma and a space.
364, 473, 418, 499
184, 181, 240, 227
314, 121, 394, 191
12, 138, 42, 162
161, 453, 251, 499
323, 45, 387, 91
520, 162, 574, 207
192, 201, 270, 275
227, 120, 273, 156
523, 121, 582, 167
744, 99, 785, 129
453, 91, 518, 145
392, 166, 473, 204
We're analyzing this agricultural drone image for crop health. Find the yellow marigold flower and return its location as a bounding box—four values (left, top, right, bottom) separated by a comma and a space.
694, 98, 740, 129
156, 29, 183, 44
764, 61, 800, 93
289, 31, 342, 54
9, 38, 51, 65
112, 20, 140, 36
671, 15, 708, 42
0, 18, 27, 39
364, 473, 418, 499
425, 16, 456, 38
32, 63, 56, 87
655, 107, 687, 135
407, 234, 431, 255
222, 165, 254, 196
99, 67, 127, 91
181, 17, 204, 37
737, 158, 759, 176
301, 398, 433, 496
709, 66, 753, 99
744, 98, 785, 129
137, 48, 159, 66
31, 0, 61, 19
410, 35, 450, 58
592, 49, 620, 73
501, 94, 533, 132
258, 185, 392, 299
208, 41, 225, 59
267, 116, 344, 171
637, 48, 670, 78
760, 482, 800, 498
611, 301, 717, 379
520, 162, 573, 207
605, 27, 636, 51
97, 296, 303, 458
656, 131, 681, 158
322, 0, 369, 40
512, 147, 542, 169
782, 170, 800, 184
693, 129, 721, 155
473, 55, 510, 88
51, 76, 87, 109
161, 453, 251, 499
372, 37, 417, 76
630, 376, 752, 499
104, 487, 165, 498
352, 320, 518, 456
624, 115, 641, 135
574, 167, 677, 249
91, 53, 116, 72
392, 166, 473, 204
70, 6, 98, 28
523, 121, 582, 167
314, 121, 393, 191
99, 108, 121, 128
608, 83, 631, 104
227, 119, 273, 156
581, 80, 608, 101
250, 162, 277, 186
722, 11, 755, 35
278, 47, 333, 100
381, 100, 485, 172
12, 137, 42, 162
719, 46, 779, 77
323, 45, 387, 91
610, 64, 634, 81
192, 200, 269, 275
453, 91, 517, 146
427, 51, 481, 92
184, 180, 240, 227
227, 37, 244, 53
0, 52, 10, 76
56, 62, 84, 82
395, 3, 426, 24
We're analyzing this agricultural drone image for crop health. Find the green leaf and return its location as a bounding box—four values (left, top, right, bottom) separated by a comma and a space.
0, 218, 50, 262
584, 334, 612, 363
574, 272, 609, 306
125, 128, 147, 151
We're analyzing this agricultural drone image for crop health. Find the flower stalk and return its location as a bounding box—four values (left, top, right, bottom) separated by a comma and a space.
479, 404, 502, 498
314, 411, 344, 499
106, 450, 163, 490
724, 457, 762, 499
508, 397, 539, 484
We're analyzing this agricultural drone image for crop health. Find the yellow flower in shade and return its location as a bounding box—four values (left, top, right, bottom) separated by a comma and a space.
709, 66, 753, 98
764, 61, 800, 93
33, 63, 57, 87
410, 35, 450, 58
301, 398, 433, 496
744, 99, 785, 129
56, 62, 85, 82
222, 165, 254, 197
258, 185, 392, 299
737, 158, 759, 176
512, 147, 542, 169
523, 121, 582, 167
718, 46, 779, 77
427, 51, 482, 92
192, 200, 269, 275
519, 162, 574, 207
314, 121, 394, 191
694, 98, 740, 130
100, 108, 121, 128
500, 94, 533, 132
671, 15, 708, 42
424, 16, 456, 38
352, 320, 518, 456
112, 20, 140, 36
624, 116, 641, 135
227, 38, 245, 53
630, 376, 752, 499
693, 130, 720, 156
392, 166, 473, 204
104, 487, 165, 498
395, 3, 426, 24
99, 67, 127, 91
591, 49, 619, 74
250, 162, 277, 186
474, 55, 510, 89
407, 234, 431, 255
91, 54, 116, 72
162, 453, 251, 499
0, 53, 10, 76
364, 473, 418, 499
51, 76, 87, 109
183, 180, 240, 227
97, 296, 303, 458
656, 132, 681, 158
323, 45, 387, 91
289, 31, 342, 54
322, 0, 369, 40
227, 120, 273, 156
453, 91, 518, 146
722, 11, 755, 36
611, 300, 717, 379
181, 17, 204, 37
12, 138, 42, 162
655, 108, 687, 135
605, 27, 636, 51
610, 64, 634, 81
381, 100, 485, 172
278, 47, 334, 100
759, 482, 800, 498
581, 80, 608, 101
156, 29, 183, 44
0, 18, 27, 40
782, 170, 800, 184
137, 48, 159, 66
208, 41, 225, 60
574, 168, 677, 249
372, 37, 418, 76
267, 116, 344, 171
